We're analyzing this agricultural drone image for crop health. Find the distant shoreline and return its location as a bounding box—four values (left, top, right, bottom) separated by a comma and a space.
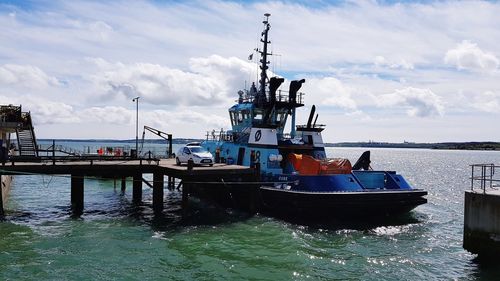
326, 142, 500, 151
37, 139, 500, 151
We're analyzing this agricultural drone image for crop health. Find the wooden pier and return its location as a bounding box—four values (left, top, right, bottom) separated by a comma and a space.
0, 157, 256, 216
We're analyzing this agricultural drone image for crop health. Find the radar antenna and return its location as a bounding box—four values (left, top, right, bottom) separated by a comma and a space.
257, 13, 272, 98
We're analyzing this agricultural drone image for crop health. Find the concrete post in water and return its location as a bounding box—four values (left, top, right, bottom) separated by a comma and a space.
464, 190, 500, 257
71, 174, 84, 215
153, 173, 164, 212
121, 176, 126, 192
132, 173, 142, 203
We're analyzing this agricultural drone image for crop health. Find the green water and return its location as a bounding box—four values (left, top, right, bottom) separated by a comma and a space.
1, 146, 500, 280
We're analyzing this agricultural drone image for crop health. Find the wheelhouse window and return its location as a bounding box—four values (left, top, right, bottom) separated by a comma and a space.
242, 110, 250, 120
230, 111, 237, 126
253, 109, 263, 122
276, 111, 287, 123
230, 109, 251, 126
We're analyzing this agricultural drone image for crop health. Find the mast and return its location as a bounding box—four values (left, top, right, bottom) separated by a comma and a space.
258, 13, 271, 97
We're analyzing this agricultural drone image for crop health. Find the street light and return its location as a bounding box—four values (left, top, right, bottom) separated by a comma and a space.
132, 96, 140, 158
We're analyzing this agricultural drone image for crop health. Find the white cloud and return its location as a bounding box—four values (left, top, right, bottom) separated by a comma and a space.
345, 110, 372, 122
471, 91, 500, 113
0, 92, 228, 138
89, 55, 256, 106
0, 95, 77, 125
374, 56, 414, 70
377, 87, 444, 117
79, 106, 133, 125
145, 109, 229, 130
444, 40, 499, 72
89, 21, 113, 41
304, 77, 358, 110
0, 64, 60, 88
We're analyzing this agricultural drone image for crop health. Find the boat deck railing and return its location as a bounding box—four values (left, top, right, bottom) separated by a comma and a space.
275, 90, 304, 104
470, 164, 500, 192
238, 90, 305, 105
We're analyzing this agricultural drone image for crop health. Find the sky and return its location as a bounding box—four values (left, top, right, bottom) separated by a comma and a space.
0, 0, 499, 142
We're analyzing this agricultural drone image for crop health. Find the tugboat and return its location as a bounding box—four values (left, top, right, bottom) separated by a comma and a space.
201, 14, 427, 220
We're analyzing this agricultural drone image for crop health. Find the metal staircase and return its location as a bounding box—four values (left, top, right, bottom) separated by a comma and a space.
15, 112, 38, 157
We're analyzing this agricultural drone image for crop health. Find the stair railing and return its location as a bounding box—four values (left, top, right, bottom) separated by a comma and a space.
26, 112, 39, 157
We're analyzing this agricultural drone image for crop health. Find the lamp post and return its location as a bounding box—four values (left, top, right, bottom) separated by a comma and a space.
132, 96, 140, 158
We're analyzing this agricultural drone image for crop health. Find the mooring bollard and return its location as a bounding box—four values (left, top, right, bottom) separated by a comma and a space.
187, 159, 194, 172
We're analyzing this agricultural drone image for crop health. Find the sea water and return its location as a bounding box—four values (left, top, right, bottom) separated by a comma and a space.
1, 143, 500, 280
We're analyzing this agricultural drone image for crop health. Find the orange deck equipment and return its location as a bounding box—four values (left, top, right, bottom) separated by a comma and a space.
288, 153, 303, 171
288, 153, 352, 175
320, 158, 352, 175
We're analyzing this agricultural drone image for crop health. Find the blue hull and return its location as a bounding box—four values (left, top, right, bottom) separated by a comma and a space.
266, 170, 414, 192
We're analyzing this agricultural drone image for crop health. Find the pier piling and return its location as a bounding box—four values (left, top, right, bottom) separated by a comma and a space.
133, 173, 142, 203
121, 177, 126, 192
153, 173, 164, 212
71, 174, 84, 215
182, 181, 189, 212
168, 176, 175, 190
0, 175, 4, 218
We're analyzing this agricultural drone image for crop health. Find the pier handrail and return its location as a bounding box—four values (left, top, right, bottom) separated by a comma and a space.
470, 164, 500, 193
38, 143, 83, 156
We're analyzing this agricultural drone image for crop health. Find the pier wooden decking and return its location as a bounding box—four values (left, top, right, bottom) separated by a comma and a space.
0, 158, 256, 216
